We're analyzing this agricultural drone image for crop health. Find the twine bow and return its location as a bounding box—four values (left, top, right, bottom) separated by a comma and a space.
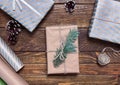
54, 43, 65, 61
12, 0, 42, 17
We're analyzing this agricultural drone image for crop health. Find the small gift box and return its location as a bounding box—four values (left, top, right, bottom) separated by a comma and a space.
0, 0, 54, 32
46, 25, 80, 74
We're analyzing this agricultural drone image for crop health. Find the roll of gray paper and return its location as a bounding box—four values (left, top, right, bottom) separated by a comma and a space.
0, 37, 24, 71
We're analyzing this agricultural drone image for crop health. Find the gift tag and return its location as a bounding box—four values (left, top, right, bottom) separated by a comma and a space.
98, 52, 110, 66
98, 47, 120, 66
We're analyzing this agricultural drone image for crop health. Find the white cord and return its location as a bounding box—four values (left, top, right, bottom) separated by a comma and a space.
102, 47, 120, 53
12, 0, 42, 17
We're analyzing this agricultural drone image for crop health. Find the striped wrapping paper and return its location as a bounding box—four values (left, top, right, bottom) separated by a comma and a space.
89, 0, 120, 44
0, 0, 54, 32
0, 37, 24, 72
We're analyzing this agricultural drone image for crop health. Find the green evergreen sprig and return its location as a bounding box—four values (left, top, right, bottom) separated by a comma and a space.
0, 78, 7, 85
53, 29, 79, 68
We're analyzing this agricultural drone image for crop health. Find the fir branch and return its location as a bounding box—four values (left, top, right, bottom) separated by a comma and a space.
0, 78, 6, 85
53, 29, 79, 68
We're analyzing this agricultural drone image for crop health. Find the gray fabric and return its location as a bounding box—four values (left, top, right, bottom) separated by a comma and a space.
0, 0, 54, 32
89, 0, 120, 44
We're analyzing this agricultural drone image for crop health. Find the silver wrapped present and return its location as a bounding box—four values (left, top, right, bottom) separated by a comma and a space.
89, 0, 120, 44
0, 0, 54, 32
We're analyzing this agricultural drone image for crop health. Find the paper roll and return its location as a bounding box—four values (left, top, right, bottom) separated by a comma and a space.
0, 58, 28, 85
0, 37, 24, 71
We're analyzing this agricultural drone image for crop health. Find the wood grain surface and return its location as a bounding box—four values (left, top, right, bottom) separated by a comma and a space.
0, 0, 120, 85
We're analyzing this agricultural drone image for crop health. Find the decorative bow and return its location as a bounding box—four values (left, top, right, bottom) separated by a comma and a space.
12, 0, 42, 17
54, 42, 65, 61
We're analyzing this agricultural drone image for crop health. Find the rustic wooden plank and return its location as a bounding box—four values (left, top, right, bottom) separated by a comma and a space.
80, 52, 120, 64
80, 64, 120, 75
21, 75, 118, 85
19, 64, 120, 75
0, 4, 93, 28
19, 64, 46, 75
0, 29, 46, 52
17, 52, 120, 64
79, 29, 120, 52
0, 29, 120, 52
58, 82, 116, 85
18, 52, 46, 64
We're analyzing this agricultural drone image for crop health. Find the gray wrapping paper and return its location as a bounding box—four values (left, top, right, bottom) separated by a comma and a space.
0, 0, 54, 32
0, 37, 24, 72
89, 0, 120, 44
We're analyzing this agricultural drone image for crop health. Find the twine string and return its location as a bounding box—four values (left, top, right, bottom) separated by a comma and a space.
53, 27, 67, 74
101, 47, 120, 59
102, 47, 120, 53
12, 0, 42, 17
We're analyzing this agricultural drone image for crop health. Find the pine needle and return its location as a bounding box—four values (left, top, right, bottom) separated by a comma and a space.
53, 29, 79, 68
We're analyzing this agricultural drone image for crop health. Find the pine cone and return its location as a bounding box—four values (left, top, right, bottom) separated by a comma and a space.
6, 20, 23, 45
65, 0, 75, 13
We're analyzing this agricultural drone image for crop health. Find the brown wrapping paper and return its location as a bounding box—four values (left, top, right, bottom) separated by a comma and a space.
0, 57, 28, 85
46, 25, 80, 74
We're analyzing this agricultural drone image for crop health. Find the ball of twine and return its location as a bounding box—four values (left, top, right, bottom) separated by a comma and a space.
98, 53, 110, 66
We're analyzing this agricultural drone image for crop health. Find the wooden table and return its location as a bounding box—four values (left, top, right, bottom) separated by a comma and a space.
0, 0, 120, 85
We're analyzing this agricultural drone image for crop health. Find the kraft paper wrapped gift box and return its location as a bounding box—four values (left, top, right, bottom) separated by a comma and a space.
89, 0, 120, 44
46, 25, 80, 74
0, 0, 54, 32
